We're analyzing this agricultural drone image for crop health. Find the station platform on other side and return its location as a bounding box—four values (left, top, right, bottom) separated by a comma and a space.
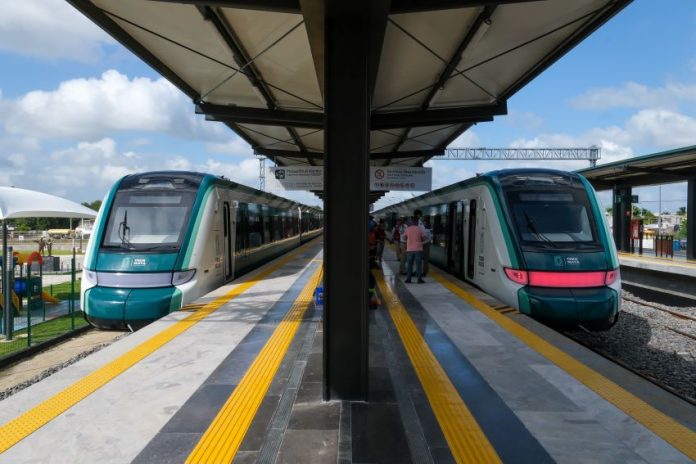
619, 251, 696, 278
0, 240, 695, 463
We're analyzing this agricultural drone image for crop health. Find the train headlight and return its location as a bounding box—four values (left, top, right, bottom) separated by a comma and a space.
504, 268, 528, 285
605, 269, 620, 285
84, 270, 98, 285
172, 269, 196, 286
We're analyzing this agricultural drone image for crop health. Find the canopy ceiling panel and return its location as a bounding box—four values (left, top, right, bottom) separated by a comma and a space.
294, 128, 324, 153
372, 20, 450, 111
371, 130, 401, 152
221, 9, 322, 110
68, 0, 631, 173
238, 124, 298, 151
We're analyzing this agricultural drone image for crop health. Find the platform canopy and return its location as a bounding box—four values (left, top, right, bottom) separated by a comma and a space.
578, 145, 696, 190
67, 0, 629, 171
0, 186, 97, 220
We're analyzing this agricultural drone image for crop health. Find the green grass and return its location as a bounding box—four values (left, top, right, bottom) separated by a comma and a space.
47, 279, 82, 301
0, 312, 88, 359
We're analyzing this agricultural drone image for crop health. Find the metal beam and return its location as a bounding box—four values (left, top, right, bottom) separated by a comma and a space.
147, 0, 301, 13
390, 0, 542, 14
149, 0, 539, 14
198, 103, 324, 128
254, 147, 443, 160
199, 102, 501, 129
299, 0, 325, 98
391, 6, 496, 156
198, 7, 308, 152
372, 102, 503, 129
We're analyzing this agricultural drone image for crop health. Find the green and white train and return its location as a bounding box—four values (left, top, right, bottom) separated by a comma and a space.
377, 169, 620, 330
81, 171, 322, 330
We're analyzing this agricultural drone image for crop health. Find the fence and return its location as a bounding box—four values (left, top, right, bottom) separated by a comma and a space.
0, 248, 86, 361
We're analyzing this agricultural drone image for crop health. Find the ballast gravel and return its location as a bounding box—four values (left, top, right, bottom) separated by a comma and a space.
567, 290, 696, 403
0, 333, 129, 402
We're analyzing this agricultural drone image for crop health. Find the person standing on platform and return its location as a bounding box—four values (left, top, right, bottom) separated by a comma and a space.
421, 217, 432, 277
403, 216, 426, 283
399, 217, 408, 275
390, 218, 403, 261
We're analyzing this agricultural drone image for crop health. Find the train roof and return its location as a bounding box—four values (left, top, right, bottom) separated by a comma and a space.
118, 171, 322, 214
375, 168, 585, 214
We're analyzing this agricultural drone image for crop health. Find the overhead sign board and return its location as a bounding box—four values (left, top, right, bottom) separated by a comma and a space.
370, 167, 431, 191
270, 166, 432, 192
270, 166, 323, 190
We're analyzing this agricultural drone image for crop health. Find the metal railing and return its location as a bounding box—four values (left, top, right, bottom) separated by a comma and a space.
0, 248, 86, 361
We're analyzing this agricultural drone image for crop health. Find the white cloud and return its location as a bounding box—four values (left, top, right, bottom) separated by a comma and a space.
570, 81, 696, 110
502, 110, 543, 131
206, 137, 253, 156
448, 129, 480, 147
0, 0, 115, 62
0, 70, 227, 142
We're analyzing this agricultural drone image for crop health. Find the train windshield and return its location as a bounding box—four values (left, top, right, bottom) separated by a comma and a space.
502, 178, 600, 251
102, 189, 197, 251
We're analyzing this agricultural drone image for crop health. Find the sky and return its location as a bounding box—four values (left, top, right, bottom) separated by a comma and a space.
0, 1, 694, 214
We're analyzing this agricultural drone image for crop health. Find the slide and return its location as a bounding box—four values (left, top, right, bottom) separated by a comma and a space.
41, 292, 60, 304
0, 291, 21, 314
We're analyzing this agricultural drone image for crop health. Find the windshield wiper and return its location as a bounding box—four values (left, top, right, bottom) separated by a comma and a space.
523, 210, 557, 249
118, 210, 135, 250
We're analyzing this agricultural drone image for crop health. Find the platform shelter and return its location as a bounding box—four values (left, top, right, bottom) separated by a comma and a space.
68, 0, 631, 400
578, 145, 696, 261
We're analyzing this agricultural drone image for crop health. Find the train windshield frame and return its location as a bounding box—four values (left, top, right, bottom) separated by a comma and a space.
101, 188, 197, 252
500, 174, 601, 252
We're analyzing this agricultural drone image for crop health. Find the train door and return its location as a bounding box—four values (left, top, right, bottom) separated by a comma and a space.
467, 199, 477, 279
449, 201, 464, 275
223, 202, 234, 280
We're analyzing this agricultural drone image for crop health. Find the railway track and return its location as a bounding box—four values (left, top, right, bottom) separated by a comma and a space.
565, 291, 696, 407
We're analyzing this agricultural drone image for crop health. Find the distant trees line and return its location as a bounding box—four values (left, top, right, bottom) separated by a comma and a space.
7, 200, 102, 232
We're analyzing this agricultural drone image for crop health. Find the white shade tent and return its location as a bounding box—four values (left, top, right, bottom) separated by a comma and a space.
0, 186, 97, 220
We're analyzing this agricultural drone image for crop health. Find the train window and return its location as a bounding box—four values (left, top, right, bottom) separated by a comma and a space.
101, 190, 196, 251
505, 189, 599, 250
247, 203, 263, 249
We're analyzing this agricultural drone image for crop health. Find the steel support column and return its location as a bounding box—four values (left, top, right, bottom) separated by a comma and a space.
688, 179, 696, 260
612, 185, 632, 253
323, 1, 383, 400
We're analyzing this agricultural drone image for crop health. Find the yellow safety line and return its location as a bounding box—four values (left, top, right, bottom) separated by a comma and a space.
186, 264, 323, 464
430, 269, 696, 461
618, 252, 696, 267
0, 241, 320, 454
375, 272, 501, 464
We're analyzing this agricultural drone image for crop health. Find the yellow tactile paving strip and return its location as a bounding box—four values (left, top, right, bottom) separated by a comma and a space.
0, 241, 319, 454
375, 272, 501, 464
186, 265, 323, 464
430, 269, 696, 461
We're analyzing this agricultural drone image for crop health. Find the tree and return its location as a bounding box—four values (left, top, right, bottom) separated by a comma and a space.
605, 206, 613, 214
676, 219, 688, 240
82, 200, 102, 212
677, 206, 686, 216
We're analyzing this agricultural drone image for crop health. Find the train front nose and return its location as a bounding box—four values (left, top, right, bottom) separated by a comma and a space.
519, 286, 618, 328
85, 286, 181, 329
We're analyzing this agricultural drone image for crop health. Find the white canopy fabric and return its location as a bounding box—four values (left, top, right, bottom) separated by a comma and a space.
0, 186, 97, 220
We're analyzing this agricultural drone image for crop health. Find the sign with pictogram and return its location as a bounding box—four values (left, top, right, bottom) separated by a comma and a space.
369, 167, 431, 191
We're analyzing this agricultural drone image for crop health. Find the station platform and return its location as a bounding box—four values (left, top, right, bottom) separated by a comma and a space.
1, 240, 696, 463
618, 252, 696, 278
618, 252, 696, 304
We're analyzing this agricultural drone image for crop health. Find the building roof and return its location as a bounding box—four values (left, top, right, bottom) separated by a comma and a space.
67, 0, 631, 172
577, 145, 696, 190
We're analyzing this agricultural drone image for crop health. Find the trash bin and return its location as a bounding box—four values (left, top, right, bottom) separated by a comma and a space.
674, 240, 680, 252
314, 287, 324, 308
